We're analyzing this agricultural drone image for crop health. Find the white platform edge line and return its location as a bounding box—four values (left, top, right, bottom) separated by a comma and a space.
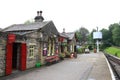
104, 55, 116, 80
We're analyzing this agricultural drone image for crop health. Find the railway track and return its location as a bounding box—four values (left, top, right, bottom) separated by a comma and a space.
104, 53, 120, 80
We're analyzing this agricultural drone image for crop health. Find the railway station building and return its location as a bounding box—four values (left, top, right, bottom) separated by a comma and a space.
1, 11, 59, 76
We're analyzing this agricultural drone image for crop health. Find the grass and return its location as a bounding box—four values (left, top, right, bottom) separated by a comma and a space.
104, 47, 120, 58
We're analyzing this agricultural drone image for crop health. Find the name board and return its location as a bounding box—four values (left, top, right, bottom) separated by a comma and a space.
58, 37, 64, 42
93, 32, 102, 39
8, 34, 16, 43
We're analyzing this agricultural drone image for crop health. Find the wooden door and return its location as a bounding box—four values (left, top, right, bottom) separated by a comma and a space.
5, 43, 13, 75
20, 43, 27, 71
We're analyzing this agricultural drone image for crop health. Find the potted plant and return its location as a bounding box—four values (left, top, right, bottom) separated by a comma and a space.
59, 53, 65, 60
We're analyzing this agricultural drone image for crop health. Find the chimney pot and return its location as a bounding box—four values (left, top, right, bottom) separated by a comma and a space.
40, 11, 42, 13
37, 11, 39, 16
40, 11, 42, 16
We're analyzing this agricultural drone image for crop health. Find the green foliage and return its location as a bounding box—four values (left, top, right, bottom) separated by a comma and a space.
59, 53, 66, 58
104, 47, 120, 58
61, 42, 67, 46
65, 51, 70, 56
100, 28, 112, 49
75, 31, 82, 42
100, 23, 120, 48
89, 29, 96, 43
24, 19, 34, 24
112, 24, 120, 46
75, 27, 89, 45
76, 22, 120, 49
65, 51, 71, 58
88, 45, 93, 50
77, 48, 85, 53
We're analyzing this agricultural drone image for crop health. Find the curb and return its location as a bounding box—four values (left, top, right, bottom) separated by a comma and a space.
104, 54, 116, 80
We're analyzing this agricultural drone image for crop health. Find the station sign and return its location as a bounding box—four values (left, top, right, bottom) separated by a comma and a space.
7, 34, 16, 43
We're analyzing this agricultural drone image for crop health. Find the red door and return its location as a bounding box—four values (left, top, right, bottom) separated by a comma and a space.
20, 43, 27, 71
5, 43, 13, 75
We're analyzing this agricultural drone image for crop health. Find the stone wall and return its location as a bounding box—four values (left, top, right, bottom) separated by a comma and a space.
0, 39, 6, 76
26, 32, 39, 69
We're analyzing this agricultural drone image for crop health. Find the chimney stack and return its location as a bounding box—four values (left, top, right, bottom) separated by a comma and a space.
63, 28, 65, 33
34, 10, 44, 22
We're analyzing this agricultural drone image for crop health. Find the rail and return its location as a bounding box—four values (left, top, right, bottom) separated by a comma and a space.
104, 53, 120, 80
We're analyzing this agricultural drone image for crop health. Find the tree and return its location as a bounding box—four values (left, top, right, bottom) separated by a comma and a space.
75, 30, 82, 42
24, 19, 34, 24
100, 28, 111, 48
75, 27, 89, 45
108, 24, 115, 45
88, 29, 96, 47
89, 29, 96, 42
112, 23, 120, 46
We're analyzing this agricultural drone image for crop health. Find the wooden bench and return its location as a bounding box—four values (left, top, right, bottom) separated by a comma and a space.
45, 55, 60, 65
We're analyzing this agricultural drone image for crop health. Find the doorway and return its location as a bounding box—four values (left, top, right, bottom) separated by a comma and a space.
12, 43, 21, 70
6, 42, 27, 75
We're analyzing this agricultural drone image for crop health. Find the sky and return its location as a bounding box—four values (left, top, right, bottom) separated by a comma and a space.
0, 0, 120, 32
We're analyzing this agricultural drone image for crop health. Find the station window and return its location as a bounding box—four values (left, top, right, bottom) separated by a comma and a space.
29, 45, 35, 58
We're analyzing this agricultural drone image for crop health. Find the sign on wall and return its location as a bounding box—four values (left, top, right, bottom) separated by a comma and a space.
7, 34, 16, 43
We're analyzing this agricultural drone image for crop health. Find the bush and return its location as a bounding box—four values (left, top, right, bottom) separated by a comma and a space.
65, 51, 70, 58
77, 48, 84, 53
88, 45, 93, 50
59, 53, 65, 60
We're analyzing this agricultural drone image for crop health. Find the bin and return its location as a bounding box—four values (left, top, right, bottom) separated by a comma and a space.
35, 62, 41, 68
94, 48, 96, 53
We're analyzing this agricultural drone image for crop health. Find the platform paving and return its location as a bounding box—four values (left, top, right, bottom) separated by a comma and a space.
0, 52, 113, 80
87, 52, 113, 80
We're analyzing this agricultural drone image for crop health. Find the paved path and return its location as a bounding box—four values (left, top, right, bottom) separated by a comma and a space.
1, 52, 112, 80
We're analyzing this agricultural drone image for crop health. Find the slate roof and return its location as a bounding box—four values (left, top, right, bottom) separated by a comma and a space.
59, 33, 68, 38
60, 32, 75, 40
2, 21, 59, 36
3, 21, 49, 31
65, 32, 75, 40
9, 31, 35, 35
